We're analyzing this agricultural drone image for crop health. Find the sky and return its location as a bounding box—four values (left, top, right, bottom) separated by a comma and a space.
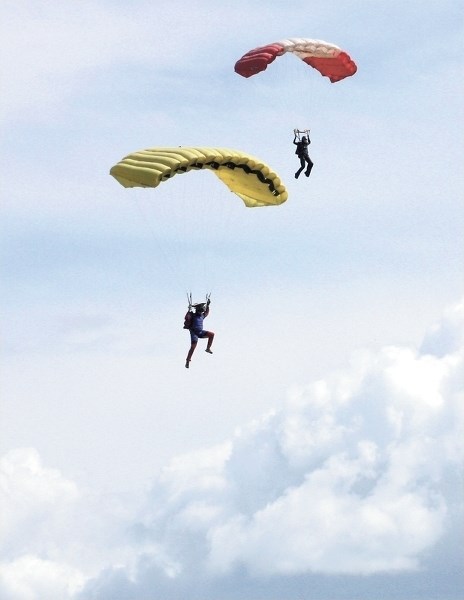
0, 1, 463, 599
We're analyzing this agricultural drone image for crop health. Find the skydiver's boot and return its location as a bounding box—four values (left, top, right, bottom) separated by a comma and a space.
295, 168, 303, 179
185, 360, 190, 368
205, 348, 213, 354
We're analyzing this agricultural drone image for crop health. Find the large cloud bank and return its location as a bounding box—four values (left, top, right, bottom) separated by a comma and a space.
1, 300, 463, 600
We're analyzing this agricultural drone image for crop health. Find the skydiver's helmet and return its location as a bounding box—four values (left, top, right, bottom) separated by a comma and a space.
302, 136, 308, 143
194, 303, 206, 312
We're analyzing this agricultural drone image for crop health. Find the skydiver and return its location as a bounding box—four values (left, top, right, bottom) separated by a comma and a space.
293, 131, 313, 179
185, 299, 214, 368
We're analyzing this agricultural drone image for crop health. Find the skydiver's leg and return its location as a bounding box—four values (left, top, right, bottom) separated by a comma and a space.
205, 331, 214, 353
295, 157, 305, 179
186, 341, 197, 367
305, 157, 314, 177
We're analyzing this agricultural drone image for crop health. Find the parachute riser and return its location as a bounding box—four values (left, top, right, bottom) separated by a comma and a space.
294, 128, 310, 141
186, 291, 211, 310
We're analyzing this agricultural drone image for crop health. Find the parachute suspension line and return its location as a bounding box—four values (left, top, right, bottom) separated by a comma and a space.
131, 194, 185, 287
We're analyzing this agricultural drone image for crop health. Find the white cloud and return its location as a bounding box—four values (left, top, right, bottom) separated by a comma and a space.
201, 348, 459, 575
0, 555, 84, 600
0, 449, 86, 599
0, 448, 79, 558
208, 451, 446, 575
0, 448, 138, 599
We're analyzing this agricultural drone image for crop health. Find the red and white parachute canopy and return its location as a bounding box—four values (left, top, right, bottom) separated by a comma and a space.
234, 38, 357, 83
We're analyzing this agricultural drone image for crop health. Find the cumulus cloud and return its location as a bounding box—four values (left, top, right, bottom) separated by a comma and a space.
0, 448, 137, 599
1, 299, 463, 599
0, 448, 79, 557
0, 449, 84, 598
0, 555, 84, 600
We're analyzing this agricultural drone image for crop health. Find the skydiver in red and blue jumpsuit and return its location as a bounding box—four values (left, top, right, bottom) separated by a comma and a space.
185, 299, 214, 368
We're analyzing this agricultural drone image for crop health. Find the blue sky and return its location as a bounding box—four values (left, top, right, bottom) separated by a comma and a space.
1, 1, 463, 599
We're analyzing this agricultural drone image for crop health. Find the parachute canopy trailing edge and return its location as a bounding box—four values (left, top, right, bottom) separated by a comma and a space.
234, 38, 357, 83
110, 147, 288, 208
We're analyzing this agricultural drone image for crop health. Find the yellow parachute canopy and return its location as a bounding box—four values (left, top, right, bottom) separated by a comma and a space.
110, 147, 288, 208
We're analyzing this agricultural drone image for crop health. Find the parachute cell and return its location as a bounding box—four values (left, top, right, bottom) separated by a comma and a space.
234, 38, 357, 83
110, 147, 288, 207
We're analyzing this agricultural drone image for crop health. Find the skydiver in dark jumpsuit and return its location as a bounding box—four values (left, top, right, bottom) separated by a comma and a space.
293, 132, 313, 179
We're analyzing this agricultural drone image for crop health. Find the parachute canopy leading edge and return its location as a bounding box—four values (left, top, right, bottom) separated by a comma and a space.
110, 147, 288, 208
235, 38, 357, 82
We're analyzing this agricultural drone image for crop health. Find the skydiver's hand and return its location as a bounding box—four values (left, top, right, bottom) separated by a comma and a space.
207, 299, 211, 306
